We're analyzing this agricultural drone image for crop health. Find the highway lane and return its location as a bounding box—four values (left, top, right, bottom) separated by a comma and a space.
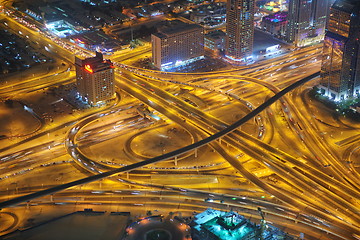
0, 74, 75, 99
0, 175, 346, 240
1, 15, 76, 63
134, 61, 360, 194
2, 65, 358, 240
2, 71, 348, 238
4, 65, 358, 238
0, 185, 351, 240
1, 7, 358, 238
285, 85, 360, 190
123, 71, 360, 229
117, 44, 322, 78
0, 71, 319, 207
60, 92, 348, 238
67, 75, 237, 175
131, 71, 350, 188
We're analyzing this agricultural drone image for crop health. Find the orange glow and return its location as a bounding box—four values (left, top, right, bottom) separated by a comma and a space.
178, 223, 188, 230
84, 64, 93, 73
126, 228, 134, 234
76, 38, 85, 44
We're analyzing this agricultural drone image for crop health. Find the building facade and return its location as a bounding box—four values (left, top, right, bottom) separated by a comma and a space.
205, 30, 226, 52
75, 52, 115, 105
151, 20, 204, 70
319, 0, 360, 101
286, 0, 333, 47
261, 12, 288, 37
225, 0, 254, 61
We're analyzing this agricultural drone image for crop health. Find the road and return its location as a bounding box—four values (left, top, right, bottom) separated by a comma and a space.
1, 5, 360, 240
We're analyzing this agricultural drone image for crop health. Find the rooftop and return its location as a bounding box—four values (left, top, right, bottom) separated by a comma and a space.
262, 11, 287, 23
155, 20, 203, 37
332, 0, 360, 13
205, 30, 226, 40
191, 209, 294, 240
75, 52, 114, 73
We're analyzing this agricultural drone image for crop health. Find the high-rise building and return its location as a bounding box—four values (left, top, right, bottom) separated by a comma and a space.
225, 0, 254, 61
75, 52, 115, 105
286, 0, 333, 47
319, 0, 360, 101
151, 20, 204, 70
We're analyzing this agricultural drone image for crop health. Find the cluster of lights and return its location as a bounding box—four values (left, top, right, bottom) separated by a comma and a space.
263, 12, 287, 23
161, 56, 204, 71
84, 64, 93, 73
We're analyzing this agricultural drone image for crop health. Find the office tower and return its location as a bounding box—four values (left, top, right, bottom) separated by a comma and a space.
319, 0, 360, 101
286, 0, 332, 46
151, 20, 204, 70
225, 0, 254, 61
75, 52, 115, 104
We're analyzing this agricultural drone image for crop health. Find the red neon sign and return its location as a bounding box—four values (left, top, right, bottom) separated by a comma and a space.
84, 64, 93, 73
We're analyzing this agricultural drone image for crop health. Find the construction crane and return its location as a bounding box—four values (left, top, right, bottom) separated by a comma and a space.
257, 207, 267, 240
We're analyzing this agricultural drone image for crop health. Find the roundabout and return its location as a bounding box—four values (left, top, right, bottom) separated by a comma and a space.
0, 212, 18, 234
146, 229, 171, 240
126, 125, 195, 162
0, 101, 41, 138
124, 215, 191, 240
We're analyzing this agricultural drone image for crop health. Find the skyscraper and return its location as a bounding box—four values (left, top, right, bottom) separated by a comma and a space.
75, 52, 115, 105
225, 0, 254, 61
286, 0, 333, 47
319, 0, 360, 101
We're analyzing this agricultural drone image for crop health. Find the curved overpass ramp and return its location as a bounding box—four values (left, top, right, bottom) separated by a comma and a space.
0, 72, 320, 209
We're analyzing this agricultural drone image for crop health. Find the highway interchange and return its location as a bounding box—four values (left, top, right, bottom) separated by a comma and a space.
0, 5, 360, 240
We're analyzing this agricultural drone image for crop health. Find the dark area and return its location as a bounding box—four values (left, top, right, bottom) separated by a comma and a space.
0, 28, 50, 75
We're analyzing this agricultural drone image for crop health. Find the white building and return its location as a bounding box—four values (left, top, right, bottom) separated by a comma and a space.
151, 20, 204, 70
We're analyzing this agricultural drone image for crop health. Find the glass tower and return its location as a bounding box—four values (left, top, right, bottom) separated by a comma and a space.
286, 0, 333, 46
319, 0, 360, 101
225, 0, 254, 61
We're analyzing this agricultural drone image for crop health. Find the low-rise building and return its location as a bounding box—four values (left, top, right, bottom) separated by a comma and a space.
191, 209, 294, 240
204, 30, 226, 52
190, 3, 226, 24
71, 30, 121, 53
261, 11, 288, 37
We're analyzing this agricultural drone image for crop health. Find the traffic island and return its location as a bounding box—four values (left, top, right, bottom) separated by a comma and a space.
0, 212, 18, 234
146, 229, 171, 240
124, 215, 191, 240
0, 100, 41, 138
128, 125, 194, 161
